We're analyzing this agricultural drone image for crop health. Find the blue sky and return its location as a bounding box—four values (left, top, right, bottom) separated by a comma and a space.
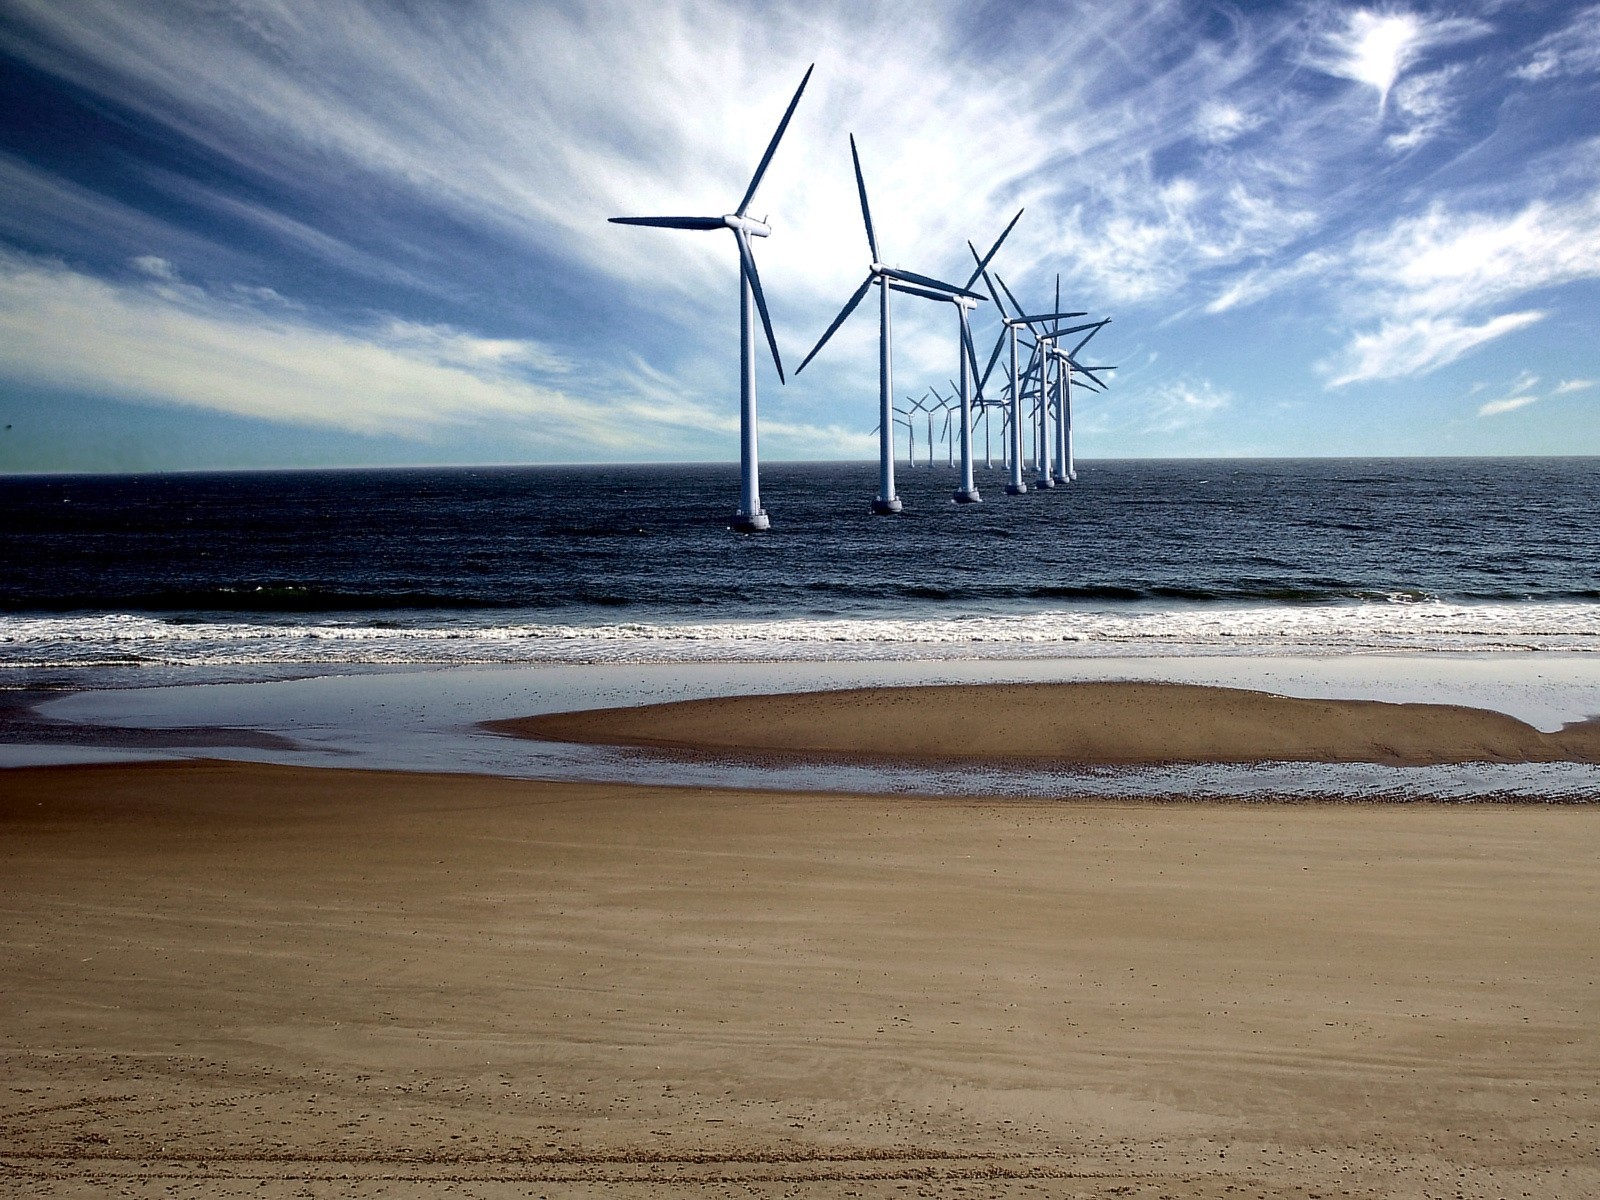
0, 0, 1597, 472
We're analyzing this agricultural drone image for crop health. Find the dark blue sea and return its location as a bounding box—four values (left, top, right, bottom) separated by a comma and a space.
3, 458, 1599, 671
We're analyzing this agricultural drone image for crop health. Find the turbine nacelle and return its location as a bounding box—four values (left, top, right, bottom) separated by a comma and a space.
724, 214, 771, 237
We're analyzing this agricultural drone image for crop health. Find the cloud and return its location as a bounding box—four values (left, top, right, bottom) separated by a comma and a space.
1347, 194, 1600, 318
1555, 378, 1595, 394
1194, 101, 1263, 145
1309, 9, 1489, 113
1218, 184, 1600, 386
1321, 311, 1544, 387
1118, 378, 1230, 435
1383, 66, 1461, 152
1516, 5, 1600, 82
0, 250, 611, 443
130, 254, 178, 280
1478, 394, 1537, 417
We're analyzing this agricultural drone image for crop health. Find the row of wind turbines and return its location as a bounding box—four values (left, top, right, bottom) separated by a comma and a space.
610, 64, 1115, 531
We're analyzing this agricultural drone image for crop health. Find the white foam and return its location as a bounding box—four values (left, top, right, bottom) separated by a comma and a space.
3, 600, 1598, 669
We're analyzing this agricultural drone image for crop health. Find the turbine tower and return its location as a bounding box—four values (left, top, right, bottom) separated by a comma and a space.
796, 136, 984, 515
1054, 321, 1116, 481
938, 210, 1021, 504
980, 269, 1086, 490
609, 65, 813, 532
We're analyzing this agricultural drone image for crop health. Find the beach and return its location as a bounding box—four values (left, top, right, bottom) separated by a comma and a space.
496, 680, 1600, 767
4, 695, 1600, 1197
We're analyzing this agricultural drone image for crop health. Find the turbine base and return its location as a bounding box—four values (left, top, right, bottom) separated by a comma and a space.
1005, 482, 1028, 495
1034, 476, 1055, 490
871, 497, 903, 515
952, 488, 982, 505
731, 510, 770, 533
1052, 473, 1070, 485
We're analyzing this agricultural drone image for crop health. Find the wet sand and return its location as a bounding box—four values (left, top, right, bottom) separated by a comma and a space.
3, 758, 1598, 1198
494, 680, 1600, 766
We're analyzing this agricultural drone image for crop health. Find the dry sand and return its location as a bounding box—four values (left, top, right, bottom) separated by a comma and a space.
2, 758, 1598, 1198
493, 680, 1600, 767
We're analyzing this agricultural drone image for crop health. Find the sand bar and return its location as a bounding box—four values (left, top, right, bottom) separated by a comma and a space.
3, 758, 1598, 1198
492, 680, 1600, 767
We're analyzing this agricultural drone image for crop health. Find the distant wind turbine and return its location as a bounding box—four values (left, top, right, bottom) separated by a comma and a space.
796, 135, 985, 515
1053, 320, 1115, 482
970, 255, 1078, 497
609, 65, 813, 532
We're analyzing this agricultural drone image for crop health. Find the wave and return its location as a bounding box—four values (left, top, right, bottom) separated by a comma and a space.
3, 600, 1597, 669
8, 582, 1599, 614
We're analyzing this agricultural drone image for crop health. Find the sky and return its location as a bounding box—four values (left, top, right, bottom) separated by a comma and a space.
0, 0, 1597, 472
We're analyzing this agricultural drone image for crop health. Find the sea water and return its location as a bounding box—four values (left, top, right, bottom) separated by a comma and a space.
4, 458, 1597, 670
4, 459, 1599, 798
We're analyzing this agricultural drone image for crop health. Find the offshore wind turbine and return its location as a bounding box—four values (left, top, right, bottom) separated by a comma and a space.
981, 269, 1086, 489
609, 65, 813, 532
920, 389, 944, 468
989, 272, 1094, 487
1054, 320, 1115, 481
796, 136, 984, 515
935, 209, 1021, 504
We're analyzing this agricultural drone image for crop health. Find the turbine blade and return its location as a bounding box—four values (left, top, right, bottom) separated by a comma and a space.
609, 216, 725, 230
849, 134, 881, 263
1015, 311, 1088, 324
994, 273, 1027, 318
736, 64, 814, 217
982, 269, 1012, 319
736, 230, 785, 383
887, 280, 952, 303
1067, 358, 1113, 389
965, 207, 1024, 289
794, 273, 875, 375
880, 266, 983, 299
1070, 318, 1109, 358
979, 327, 1007, 391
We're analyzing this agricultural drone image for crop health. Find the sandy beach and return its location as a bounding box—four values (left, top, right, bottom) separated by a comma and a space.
4, 743, 1599, 1197
495, 680, 1600, 767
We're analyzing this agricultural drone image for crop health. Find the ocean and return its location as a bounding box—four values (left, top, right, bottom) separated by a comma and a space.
3, 457, 1598, 674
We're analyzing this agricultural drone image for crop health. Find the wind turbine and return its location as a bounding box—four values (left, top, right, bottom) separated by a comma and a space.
920, 388, 944, 468
796, 136, 984, 515
609, 65, 813, 532
920, 209, 1021, 504
977, 268, 1086, 490
985, 272, 1092, 488
868, 398, 919, 467
1053, 320, 1115, 482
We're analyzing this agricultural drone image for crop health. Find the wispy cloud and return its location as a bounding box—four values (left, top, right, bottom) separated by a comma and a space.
1384, 65, 1461, 152
1321, 311, 1544, 387
1515, 5, 1600, 82
0, 250, 606, 442
1308, 9, 1489, 113
1554, 378, 1595, 394
1478, 394, 1537, 416
1115, 377, 1231, 435
0, 0, 1596, 463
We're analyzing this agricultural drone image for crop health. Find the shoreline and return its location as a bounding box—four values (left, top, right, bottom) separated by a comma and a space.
9, 658, 1600, 801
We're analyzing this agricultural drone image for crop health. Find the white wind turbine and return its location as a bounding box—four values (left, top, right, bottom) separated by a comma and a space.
988, 273, 1098, 487
976, 267, 1086, 491
796, 135, 985, 515
900, 210, 1022, 505
1052, 320, 1115, 482
609, 65, 813, 532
